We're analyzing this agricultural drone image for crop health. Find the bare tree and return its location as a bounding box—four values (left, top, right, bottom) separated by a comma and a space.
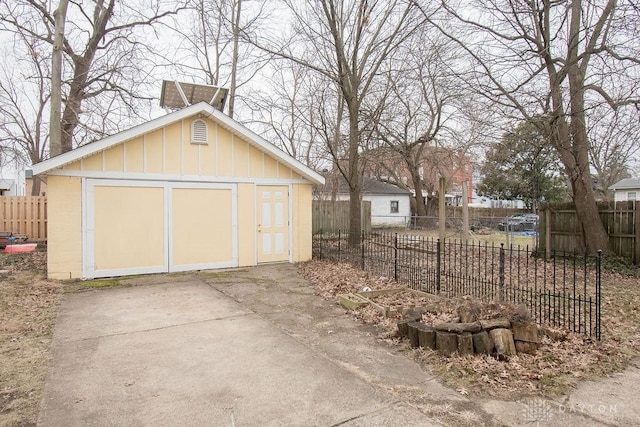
2, 0, 185, 156
587, 106, 639, 200
49, 0, 68, 158
170, 0, 270, 118
370, 33, 466, 217
249, 62, 328, 169
0, 32, 51, 194
425, 0, 640, 253
251, 0, 424, 240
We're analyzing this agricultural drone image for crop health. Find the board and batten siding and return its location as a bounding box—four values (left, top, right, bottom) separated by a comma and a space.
45, 116, 315, 279
61, 119, 303, 181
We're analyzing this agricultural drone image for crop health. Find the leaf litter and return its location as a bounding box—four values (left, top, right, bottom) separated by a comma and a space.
299, 259, 640, 399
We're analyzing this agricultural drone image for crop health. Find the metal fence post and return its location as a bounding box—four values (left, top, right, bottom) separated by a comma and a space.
361, 229, 365, 270
394, 233, 398, 281
498, 243, 505, 302
319, 230, 323, 260
436, 239, 441, 295
338, 230, 341, 262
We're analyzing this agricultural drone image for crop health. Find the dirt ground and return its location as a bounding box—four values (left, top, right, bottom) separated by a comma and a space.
0, 252, 62, 427
299, 259, 640, 400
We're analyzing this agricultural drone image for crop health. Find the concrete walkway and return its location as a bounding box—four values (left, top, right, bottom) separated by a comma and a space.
39, 264, 640, 426
38, 269, 439, 426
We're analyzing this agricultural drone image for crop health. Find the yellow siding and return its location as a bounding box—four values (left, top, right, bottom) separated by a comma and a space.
145, 130, 163, 173
47, 176, 82, 279
264, 155, 277, 178
172, 188, 233, 265
164, 122, 181, 174
64, 161, 80, 170
104, 145, 124, 172
125, 137, 144, 172
94, 186, 165, 270
237, 183, 255, 266
217, 125, 233, 176
234, 138, 249, 177
292, 184, 313, 262
199, 127, 216, 176
183, 120, 199, 175
82, 153, 102, 171
249, 146, 263, 178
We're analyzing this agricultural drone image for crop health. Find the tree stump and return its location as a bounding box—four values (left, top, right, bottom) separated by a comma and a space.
436, 331, 458, 356
515, 341, 538, 355
458, 332, 474, 356
472, 331, 495, 355
417, 324, 436, 350
407, 321, 423, 348
433, 321, 482, 334
489, 328, 516, 357
457, 302, 480, 323
479, 318, 511, 330
511, 322, 539, 343
397, 319, 413, 337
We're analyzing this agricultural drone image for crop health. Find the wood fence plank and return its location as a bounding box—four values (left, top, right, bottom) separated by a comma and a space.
0, 196, 48, 240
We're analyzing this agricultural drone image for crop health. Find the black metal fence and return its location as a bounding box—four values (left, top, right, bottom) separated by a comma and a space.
313, 231, 602, 340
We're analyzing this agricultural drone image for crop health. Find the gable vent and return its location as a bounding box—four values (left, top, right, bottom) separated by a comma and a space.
191, 119, 208, 144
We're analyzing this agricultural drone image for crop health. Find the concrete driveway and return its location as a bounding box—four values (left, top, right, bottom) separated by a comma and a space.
37, 267, 441, 427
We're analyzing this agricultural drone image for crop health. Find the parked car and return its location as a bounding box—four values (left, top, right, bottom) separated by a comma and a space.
498, 214, 539, 231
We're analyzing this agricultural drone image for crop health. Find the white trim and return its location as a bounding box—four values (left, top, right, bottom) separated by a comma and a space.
32, 102, 324, 185
84, 179, 169, 279
288, 184, 293, 263
82, 179, 239, 279
45, 168, 310, 184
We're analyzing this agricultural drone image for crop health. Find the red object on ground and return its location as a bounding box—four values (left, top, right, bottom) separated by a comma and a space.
4, 243, 37, 253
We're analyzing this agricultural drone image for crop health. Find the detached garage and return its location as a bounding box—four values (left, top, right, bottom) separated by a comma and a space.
33, 102, 324, 280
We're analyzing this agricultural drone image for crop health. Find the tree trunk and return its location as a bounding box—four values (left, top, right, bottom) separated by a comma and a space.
410, 168, 426, 217
227, 0, 241, 119
49, 0, 69, 158
348, 101, 362, 245
31, 176, 42, 196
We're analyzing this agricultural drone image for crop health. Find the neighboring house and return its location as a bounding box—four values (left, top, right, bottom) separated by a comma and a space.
318, 177, 411, 228
609, 178, 640, 202
33, 101, 324, 280
363, 145, 474, 208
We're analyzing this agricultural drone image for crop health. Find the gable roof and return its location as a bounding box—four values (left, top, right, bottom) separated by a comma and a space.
32, 102, 324, 185
321, 177, 411, 196
609, 178, 640, 190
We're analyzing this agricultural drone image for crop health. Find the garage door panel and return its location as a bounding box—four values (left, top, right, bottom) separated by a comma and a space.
171, 188, 235, 269
93, 185, 166, 273
85, 180, 238, 279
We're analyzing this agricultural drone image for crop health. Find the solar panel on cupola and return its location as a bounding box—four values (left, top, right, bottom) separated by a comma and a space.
159, 80, 229, 111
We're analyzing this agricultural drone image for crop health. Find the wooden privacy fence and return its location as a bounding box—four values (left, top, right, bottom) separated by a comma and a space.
313, 200, 371, 233
0, 196, 47, 241
539, 201, 640, 263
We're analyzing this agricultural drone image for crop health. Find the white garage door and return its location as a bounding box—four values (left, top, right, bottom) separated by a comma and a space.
84, 179, 237, 279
